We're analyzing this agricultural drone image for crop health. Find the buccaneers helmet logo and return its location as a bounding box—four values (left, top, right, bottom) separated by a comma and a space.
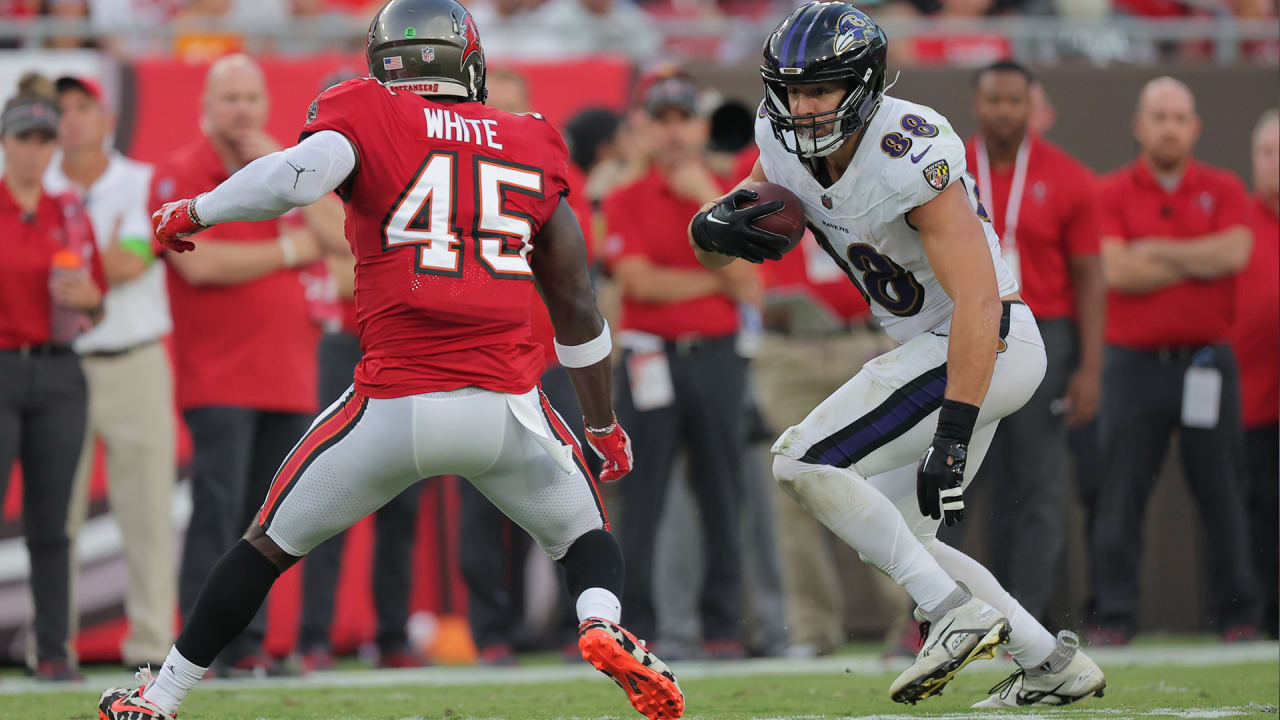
460, 12, 482, 69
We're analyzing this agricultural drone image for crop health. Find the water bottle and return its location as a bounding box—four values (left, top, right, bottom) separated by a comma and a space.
49, 248, 90, 344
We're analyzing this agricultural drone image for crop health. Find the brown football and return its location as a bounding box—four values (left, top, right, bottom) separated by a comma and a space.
737, 180, 808, 256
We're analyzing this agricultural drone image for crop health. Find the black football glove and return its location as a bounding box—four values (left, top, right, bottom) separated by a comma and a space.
917, 436, 967, 527
690, 188, 790, 264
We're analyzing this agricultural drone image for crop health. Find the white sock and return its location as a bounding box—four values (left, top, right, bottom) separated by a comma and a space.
141, 646, 207, 716
927, 541, 1057, 667
576, 587, 621, 624
773, 456, 960, 613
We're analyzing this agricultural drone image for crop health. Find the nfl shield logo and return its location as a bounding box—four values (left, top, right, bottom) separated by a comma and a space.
422, 47, 435, 62
922, 159, 950, 192
383, 56, 404, 70
821, 194, 833, 209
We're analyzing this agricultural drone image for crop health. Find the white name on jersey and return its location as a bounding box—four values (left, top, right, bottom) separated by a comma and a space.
424, 108, 503, 150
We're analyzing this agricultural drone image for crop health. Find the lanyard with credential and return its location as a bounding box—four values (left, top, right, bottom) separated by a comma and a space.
976, 136, 1031, 285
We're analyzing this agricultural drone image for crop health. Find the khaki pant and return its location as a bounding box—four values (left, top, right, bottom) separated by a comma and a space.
754, 327, 911, 652
67, 341, 177, 665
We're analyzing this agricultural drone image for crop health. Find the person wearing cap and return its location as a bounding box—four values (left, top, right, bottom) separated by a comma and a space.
961, 60, 1105, 624
43, 74, 177, 673
0, 72, 106, 682
148, 55, 328, 674
1092, 77, 1259, 644
602, 70, 759, 656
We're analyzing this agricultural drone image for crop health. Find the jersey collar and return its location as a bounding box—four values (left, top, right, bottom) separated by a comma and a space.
1132, 156, 1201, 194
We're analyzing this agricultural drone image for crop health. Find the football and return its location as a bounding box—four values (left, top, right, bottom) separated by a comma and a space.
737, 180, 808, 256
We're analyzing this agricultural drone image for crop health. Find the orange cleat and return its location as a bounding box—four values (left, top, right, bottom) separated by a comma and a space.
98, 668, 176, 720
577, 617, 684, 720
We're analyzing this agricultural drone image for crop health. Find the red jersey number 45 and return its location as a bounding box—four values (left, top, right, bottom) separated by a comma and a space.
381, 151, 543, 280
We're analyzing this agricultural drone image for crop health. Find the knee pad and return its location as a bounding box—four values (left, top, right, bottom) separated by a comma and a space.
773, 454, 818, 501
772, 453, 807, 485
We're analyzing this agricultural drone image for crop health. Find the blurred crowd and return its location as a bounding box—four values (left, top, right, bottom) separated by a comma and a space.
0, 0, 1276, 63
0, 37, 1276, 683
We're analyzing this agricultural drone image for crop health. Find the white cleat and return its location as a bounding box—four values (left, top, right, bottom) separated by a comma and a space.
972, 631, 1106, 708
889, 592, 1010, 704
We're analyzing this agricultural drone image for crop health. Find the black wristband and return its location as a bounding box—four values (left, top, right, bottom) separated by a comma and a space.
936, 399, 980, 444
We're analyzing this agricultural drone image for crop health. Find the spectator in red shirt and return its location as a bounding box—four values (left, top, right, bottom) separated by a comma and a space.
0, 73, 105, 681
149, 55, 325, 674
603, 69, 759, 654
1092, 77, 1258, 644
1232, 108, 1279, 639
963, 60, 1105, 623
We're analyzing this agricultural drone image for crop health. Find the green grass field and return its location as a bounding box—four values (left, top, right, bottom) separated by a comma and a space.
5, 642, 1277, 719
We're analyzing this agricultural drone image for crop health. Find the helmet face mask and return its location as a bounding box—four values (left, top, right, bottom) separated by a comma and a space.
764, 78, 863, 158
760, 2, 888, 159
366, 0, 488, 103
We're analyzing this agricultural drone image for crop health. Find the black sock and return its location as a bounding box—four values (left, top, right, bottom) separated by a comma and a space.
175, 540, 282, 667
557, 528, 624, 598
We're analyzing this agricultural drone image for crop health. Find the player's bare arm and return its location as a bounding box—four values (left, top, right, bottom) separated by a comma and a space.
1100, 234, 1185, 292
1129, 225, 1252, 279
910, 182, 1005, 408
531, 199, 611, 427
910, 181, 1005, 527
531, 199, 634, 483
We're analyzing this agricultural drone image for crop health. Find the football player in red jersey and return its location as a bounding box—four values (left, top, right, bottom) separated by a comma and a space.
96, 1, 683, 719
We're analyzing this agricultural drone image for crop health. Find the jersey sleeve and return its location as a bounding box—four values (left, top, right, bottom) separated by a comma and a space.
885, 113, 968, 217
516, 117, 572, 237
539, 119, 571, 209
299, 78, 374, 144
299, 79, 378, 200
753, 106, 782, 184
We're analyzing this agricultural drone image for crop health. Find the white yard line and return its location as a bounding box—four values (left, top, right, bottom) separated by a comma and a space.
2, 642, 1274, 696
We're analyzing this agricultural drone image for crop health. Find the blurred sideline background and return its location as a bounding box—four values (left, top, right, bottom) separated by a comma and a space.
0, 0, 1275, 666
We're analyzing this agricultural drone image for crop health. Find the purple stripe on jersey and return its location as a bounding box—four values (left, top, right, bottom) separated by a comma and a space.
794, 5, 825, 67
814, 375, 947, 466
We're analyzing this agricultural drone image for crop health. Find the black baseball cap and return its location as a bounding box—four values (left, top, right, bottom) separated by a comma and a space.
639, 72, 700, 116
1, 96, 59, 137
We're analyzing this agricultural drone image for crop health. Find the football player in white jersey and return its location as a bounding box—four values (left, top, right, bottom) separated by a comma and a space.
689, 2, 1105, 708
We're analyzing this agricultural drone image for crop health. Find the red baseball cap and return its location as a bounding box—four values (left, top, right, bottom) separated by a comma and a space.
635, 66, 700, 117
55, 75, 109, 110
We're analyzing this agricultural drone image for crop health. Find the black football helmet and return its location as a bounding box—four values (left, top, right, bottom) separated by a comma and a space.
761, 2, 888, 158
366, 0, 487, 102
